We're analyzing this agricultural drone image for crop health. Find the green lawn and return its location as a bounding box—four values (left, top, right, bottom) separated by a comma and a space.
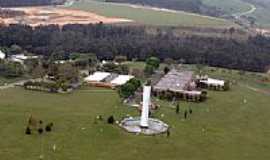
0, 65, 270, 160
66, 0, 236, 28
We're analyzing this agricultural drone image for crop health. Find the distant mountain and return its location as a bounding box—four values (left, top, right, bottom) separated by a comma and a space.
0, 0, 65, 7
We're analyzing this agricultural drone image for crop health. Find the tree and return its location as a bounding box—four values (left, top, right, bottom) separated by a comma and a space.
164, 66, 170, 74
196, 64, 206, 77
114, 56, 127, 63
176, 103, 180, 114
223, 81, 230, 91
9, 44, 23, 55
0, 61, 25, 78
32, 65, 46, 78
25, 126, 31, 135
146, 57, 160, 69
184, 110, 188, 119
57, 63, 79, 83
144, 64, 155, 76
107, 116, 115, 124
229, 27, 235, 38
45, 123, 53, 132
164, 58, 175, 65
118, 78, 141, 98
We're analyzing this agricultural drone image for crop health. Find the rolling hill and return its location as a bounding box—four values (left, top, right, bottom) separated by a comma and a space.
67, 0, 236, 27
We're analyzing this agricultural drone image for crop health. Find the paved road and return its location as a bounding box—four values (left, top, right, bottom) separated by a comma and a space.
233, 3, 256, 19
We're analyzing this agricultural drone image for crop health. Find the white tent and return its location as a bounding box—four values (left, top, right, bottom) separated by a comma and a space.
110, 75, 134, 86
200, 78, 225, 86
84, 72, 111, 82
0, 50, 6, 59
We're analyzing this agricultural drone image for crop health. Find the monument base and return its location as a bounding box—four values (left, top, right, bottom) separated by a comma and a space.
119, 117, 169, 135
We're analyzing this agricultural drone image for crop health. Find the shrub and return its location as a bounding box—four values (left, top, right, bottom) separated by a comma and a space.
107, 116, 115, 124
45, 125, 51, 132
164, 66, 170, 74
38, 127, 43, 134
25, 126, 31, 135
118, 78, 141, 98
45, 123, 54, 132
176, 103, 180, 114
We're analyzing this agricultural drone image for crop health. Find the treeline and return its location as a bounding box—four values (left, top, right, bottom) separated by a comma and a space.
0, 9, 25, 18
106, 0, 223, 16
0, 0, 65, 7
0, 24, 269, 72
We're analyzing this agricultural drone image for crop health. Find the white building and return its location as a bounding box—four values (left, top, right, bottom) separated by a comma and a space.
84, 72, 111, 82
0, 50, 6, 59
110, 75, 134, 86
200, 78, 225, 87
10, 54, 39, 64
84, 71, 134, 88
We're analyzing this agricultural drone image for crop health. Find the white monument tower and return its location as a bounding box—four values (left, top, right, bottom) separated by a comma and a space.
140, 86, 151, 128
120, 85, 168, 135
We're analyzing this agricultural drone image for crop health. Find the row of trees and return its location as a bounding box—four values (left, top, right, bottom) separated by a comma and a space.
0, 60, 24, 77
0, 24, 269, 72
101, 62, 129, 75
0, 0, 65, 7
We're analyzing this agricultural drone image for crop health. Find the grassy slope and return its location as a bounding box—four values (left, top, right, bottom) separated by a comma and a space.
0, 65, 270, 160
202, 0, 252, 14
67, 0, 235, 28
202, 0, 270, 28
249, 6, 270, 28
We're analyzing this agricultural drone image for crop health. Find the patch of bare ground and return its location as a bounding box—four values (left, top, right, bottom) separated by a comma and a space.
0, 6, 132, 27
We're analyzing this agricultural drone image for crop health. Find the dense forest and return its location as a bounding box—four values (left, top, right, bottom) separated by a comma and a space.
106, 0, 223, 16
0, 24, 269, 72
0, 0, 65, 7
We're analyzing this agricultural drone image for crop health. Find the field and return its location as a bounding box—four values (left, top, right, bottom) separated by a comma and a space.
0, 65, 270, 160
67, 0, 236, 28
0, 6, 132, 27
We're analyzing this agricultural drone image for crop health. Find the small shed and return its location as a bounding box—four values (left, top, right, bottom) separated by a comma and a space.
0, 50, 6, 59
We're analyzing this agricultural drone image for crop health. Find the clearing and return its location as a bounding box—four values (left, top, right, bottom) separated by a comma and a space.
0, 6, 132, 27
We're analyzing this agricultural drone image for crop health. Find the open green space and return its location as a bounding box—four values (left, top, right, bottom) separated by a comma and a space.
67, 0, 236, 28
0, 64, 270, 160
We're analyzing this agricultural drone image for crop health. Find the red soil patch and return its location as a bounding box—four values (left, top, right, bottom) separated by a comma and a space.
0, 6, 132, 27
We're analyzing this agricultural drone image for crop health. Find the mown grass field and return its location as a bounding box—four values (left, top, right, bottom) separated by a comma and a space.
67, 0, 236, 28
0, 64, 270, 160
